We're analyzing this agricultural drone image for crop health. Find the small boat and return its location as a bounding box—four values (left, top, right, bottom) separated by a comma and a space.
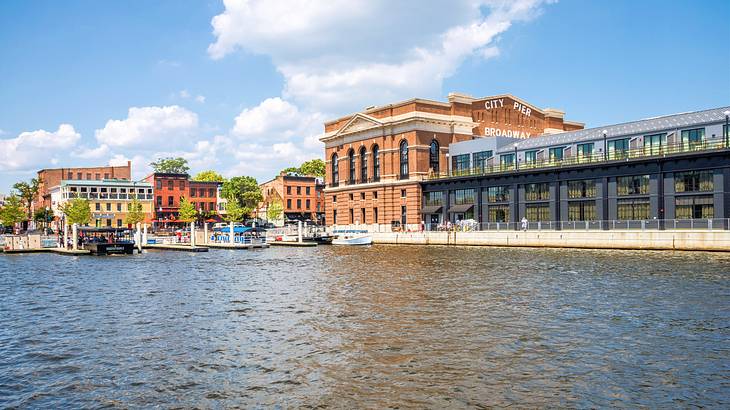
332, 230, 372, 246
79, 227, 136, 255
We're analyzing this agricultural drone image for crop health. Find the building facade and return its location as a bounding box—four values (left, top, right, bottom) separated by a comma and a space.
49, 179, 154, 228
144, 173, 189, 222
260, 172, 325, 225
320, 93, 583, 229
422, 107, 730, 229
35, 162, 132, 211
188, 180, 221, 217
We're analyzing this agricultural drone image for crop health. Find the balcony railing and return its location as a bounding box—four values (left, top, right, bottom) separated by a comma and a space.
431, 139, 729, 180
64, 193, 154, 200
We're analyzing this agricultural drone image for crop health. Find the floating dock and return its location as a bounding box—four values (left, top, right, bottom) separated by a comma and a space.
204, 242, 270, 249
268, 241, 317, 247
2, 247, 91, 255
143, 244, 209, 252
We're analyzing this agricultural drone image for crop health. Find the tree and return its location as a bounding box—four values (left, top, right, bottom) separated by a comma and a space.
33, 208, 53, 228
281, 166, 299, 174
13, 178, 39, 222
60, 198, 91, 226
193, 170, 226, 182
0, 195, 27, 227
150, 157, 190, 174
178, 198, 198, 222
267, 200, 283, 222
299, 159, 325, 178
124, 197, 146, 226
223, 201, 246, 222
221, 176, 262, 217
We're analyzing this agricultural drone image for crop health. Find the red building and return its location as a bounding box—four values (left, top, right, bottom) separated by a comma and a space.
143, 173, 189, 222
188, 180, 220, 217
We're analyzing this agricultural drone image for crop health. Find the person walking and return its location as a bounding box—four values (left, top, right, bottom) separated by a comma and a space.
521, 217, 528, 231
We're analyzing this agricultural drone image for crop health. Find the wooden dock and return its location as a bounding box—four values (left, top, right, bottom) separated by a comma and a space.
204, 242, 270, 250
269, 241, 317, 247
2, 247, 91, 255
143, 244, 209, 252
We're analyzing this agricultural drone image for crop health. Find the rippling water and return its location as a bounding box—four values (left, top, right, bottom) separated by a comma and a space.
0, 246, 728, 408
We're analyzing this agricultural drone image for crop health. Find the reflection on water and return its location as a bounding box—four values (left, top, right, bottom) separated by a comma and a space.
0, 246, 728, 407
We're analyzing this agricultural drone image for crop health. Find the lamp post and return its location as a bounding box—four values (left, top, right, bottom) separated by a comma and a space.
723, 110, 730, 148
603, 130, 608, 161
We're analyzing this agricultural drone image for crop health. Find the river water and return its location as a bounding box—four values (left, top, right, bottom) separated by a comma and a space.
0, 246, 728, 408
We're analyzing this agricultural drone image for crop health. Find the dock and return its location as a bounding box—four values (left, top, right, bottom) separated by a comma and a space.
143, 244, 209, 252
204, 242, 270, 250
269, 241, 317, 247
2, 247, 91, 255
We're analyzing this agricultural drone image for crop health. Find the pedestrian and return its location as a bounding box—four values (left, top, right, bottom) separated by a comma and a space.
420, 220, 425, 232
521, 217, 528, 231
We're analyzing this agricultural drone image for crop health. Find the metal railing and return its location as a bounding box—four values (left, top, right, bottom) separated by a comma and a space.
431, 139, 729, 180
65, 193, 153, 200
420, 218, 730, 232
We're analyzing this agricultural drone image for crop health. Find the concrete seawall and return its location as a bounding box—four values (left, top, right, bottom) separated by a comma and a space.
371, 230, 730, 251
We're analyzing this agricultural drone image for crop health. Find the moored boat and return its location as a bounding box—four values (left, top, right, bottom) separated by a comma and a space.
332, 230, 372, 246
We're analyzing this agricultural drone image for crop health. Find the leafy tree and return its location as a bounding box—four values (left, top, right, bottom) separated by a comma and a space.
223, 201, 246, 222
13, 178, 39, 222
60, 198, 91, 226
178, 198, 198, 222
221, 176, 262, 217
281, 166, 299, 174
193, 170, 225, 182
150, 157, 190, 174
124, 197, 146, 226
0, 195, 27, 226
299, 159, 325, 178
267, 200, 283, 221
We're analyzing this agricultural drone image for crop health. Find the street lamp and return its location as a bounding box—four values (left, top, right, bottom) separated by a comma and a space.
603, 130, 608, 161
719, 113, 729, 231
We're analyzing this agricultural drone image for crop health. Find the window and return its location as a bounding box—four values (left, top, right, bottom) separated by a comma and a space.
525, 183, 550, 201
487, 186, 510, 203
473, 151, 492, 173
372, 145, 380, 181
360, 147, 368, 182
399, 140, 409, 179
209, 189, 214, 197
617, 198, 650, 220
77, 172, 82, 179
548, 147, 564, 162
424, 191, 443, 206
333, 209, 337, 224
199, 189, 205, 198
306, 186, 311, 195
106, 219, 112, 227
297, 199, 301, 209
116, 203, 122, 212
374, 207, 378, 223
401, 189, 406, 198
349, 193, 354, 200
487, 205, 510, 222
500, 153, 515, 168
67, 172, 73, 179
451, 154, 471, 175
525, 203, 550, 221
168, 196, 174, 206
373, 191, 378, 199
156, 196, 162, 206
576, 143, 594, 160
675, 195, 713, 219
333, 195, 337, 203
360, 192, 365, 200
429, 140, 439, 173
453, 189, 475, 205
287, 186, 291, 194
348, 149, 356, 183
86, 173, 91, 179
306, 199, 310, 209
191, 189, 196, 197
117, 219, 122, 227
401, 205, 407, 225
608, 138, 630, 160
349, 208, 354, 223
681, 128, 705, 149
287, 199, 292, 208
643, 133, 666, 155
361, 208, 365, 224
675, 171, 713, 192
95, 203, 101, 211
296, 186, 301, 195
168, 180, 174, 190
568, 180, 596, 198
95, 173, 101, 180
331, 154, 339, 185
104, 173, 109, 179
524, 150, 537, 165
568, 201, 596, 221
617, 175, 650, 196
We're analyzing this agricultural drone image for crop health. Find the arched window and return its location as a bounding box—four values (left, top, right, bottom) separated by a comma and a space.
331, 153, 339, 186
360, 146, 368, 182
372, 145, 380, 181
429, 140, 439, 173
399, 140, 409, 179
348, 149, 356, 183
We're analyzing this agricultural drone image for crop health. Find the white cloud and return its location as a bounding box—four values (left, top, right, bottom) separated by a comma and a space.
109, 154, 150, 180
72, 144, 110, 159
0, 124, 81, 171
231, 97, 323, 142
195, 95, 206, 103
95, 105, 198, 149
179, 89, 191, 99
209, 0, 551, 112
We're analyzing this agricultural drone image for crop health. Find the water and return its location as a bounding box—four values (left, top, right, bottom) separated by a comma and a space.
1, 246, 728, 408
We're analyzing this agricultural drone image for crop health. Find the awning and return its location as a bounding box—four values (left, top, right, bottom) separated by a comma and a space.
447, 204, 474, 213
420, 205, 443, 214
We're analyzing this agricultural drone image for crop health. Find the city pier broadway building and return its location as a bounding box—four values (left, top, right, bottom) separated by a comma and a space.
320, 93, 584, 230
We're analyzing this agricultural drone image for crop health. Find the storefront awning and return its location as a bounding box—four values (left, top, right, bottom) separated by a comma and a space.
420, 205, 443, 214
447, 204, 474, 213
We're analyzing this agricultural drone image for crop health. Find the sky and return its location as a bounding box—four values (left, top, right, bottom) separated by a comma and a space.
1, 0, 728, 193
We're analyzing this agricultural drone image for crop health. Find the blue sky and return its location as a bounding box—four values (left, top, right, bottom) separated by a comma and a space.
1, 0, 728, 193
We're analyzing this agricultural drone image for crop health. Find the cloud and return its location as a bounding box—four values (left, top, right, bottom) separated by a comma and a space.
109, 153, 150, 180
0, 124, 81, 171
231, 97, 324, 142
72, 144, 110, 159
209, 0, 551, 112
179, 89, 191, 99
95, 105, 198, 149
195, 95, 206, 103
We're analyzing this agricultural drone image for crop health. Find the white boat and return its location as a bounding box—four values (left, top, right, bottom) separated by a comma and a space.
332, 230, 372, 246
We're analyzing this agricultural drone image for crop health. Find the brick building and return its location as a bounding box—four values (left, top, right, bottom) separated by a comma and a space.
259, 172, 325, 225
143, 173, 189, 222
35, 162, 132, 211
188, 180, 220, 217
320, 93, 583, 230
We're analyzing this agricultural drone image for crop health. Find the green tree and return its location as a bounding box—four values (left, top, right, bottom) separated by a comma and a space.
223, 201, 246, 222
193, 170, 226, 182
124, 197, 146, 226
60, 198, 91, 226
299, 159, 325, 178
221, 176, 262, 217
13, 178, 39, 222
266, 200, 283, 221
33, 208, 53, 228
150, 157, 190, 174
281, 166, 299, 174
0, 195, 27, 227
178, 198, 198, 222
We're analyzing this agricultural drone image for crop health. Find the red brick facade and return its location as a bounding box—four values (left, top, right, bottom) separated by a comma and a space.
188, 181, 220, 215
143, 173, 189, 221
35, 162, 132, 211
260, 172, 324, 223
